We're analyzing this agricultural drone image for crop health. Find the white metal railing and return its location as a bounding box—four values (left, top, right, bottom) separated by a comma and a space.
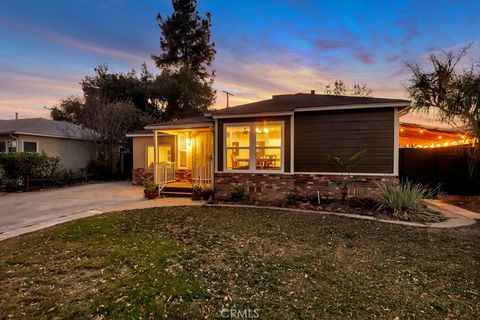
193, 162, 213, 187
154, 162, 175, 191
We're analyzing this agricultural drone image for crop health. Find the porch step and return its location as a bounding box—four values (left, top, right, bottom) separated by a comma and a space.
160, 185, 192, 198
160, 191, 192, 198
162, 186, 193, 193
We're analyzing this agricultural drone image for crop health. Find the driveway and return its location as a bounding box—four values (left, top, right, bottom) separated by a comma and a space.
0, 181, 201, 240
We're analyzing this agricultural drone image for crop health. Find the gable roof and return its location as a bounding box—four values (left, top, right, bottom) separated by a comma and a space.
0, 118, 95, 140
210, 93, 410, 117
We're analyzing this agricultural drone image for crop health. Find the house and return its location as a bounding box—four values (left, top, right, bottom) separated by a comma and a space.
0, 117, 97, 170
128, 92, 410, 202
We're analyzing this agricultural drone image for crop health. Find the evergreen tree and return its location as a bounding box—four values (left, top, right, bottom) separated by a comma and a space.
152, 0, 216, 120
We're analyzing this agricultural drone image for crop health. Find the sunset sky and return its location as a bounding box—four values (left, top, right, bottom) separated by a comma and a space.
1, 0, 479, 125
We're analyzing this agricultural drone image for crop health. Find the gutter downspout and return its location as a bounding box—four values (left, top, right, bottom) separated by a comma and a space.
8, 132, 19, 152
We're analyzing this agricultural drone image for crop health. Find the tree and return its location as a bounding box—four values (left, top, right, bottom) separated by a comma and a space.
406, 45, 480, 171
352, 83, 373, 97
324, 80, 372, 97
152, 0, 216, 119
50, 96, 84, 125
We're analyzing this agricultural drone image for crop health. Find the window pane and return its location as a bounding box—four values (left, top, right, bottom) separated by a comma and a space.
179, 134, 187, 150
147, 146, 154, 168
158, 145, 171, 162
256, 148, 281, 170
256, 124, 282, 147
23, 142, 37, 153
0, 141, 5, 153
226, 148, 250, 170
179, 151, 187, 167
226, 126, 250, 147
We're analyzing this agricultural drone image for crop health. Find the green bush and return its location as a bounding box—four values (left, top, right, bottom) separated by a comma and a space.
86, 159, 111, 180
143, 178, 156, 192
375, 180, 434, 216
0, 152, 61, 180
228, 186, 247, 202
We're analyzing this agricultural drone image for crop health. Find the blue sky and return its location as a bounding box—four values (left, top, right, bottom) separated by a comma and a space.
1, 0, 479, 122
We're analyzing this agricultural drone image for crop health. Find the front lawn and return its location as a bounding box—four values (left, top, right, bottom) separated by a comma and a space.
1, 206, 479, 319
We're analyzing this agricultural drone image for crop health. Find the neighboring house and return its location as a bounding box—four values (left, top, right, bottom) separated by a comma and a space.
0, 117, 97, 170
129, 92, 410, 201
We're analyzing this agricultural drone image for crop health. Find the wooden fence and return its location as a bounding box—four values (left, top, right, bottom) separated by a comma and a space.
399, 147, 480, 195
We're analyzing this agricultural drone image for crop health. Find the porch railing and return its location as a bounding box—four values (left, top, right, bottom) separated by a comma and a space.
154, 162, 175, 191
193, 162, 213, 187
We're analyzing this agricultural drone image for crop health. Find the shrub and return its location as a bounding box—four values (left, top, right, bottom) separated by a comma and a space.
143, 178, 156, 192
228, 186, 247, 202
86, 159, 111, 180
200, 184, 214, 200
0, 152, 62, 191
375, 180, 434, 217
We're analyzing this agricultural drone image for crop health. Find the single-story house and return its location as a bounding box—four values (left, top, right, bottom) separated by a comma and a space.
128, 92, 410, 201
0, 117, 97, 170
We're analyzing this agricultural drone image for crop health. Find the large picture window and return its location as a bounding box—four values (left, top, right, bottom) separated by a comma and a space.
225, 122, 283, 172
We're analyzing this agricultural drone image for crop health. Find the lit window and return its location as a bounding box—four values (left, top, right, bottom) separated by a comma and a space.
225, 122, 283, 172
147, 145, 172, 168
226, 126, 250, 170
0, 141, 5, 153
23, 141, 37, 153
255, 124, 282, 171
178, 134, 188, 168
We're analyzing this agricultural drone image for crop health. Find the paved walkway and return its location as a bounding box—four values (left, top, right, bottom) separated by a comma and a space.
0, 181, 202, 241
425, 199, 480, 228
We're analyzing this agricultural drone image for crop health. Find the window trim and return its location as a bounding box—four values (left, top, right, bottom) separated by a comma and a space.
0, 140, 7, 153
223, 121, 284, 173
22, 140, 39, 153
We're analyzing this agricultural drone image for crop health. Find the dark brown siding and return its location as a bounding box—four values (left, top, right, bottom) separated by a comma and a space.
294, 108, 394, 174
216, 116, 291, 172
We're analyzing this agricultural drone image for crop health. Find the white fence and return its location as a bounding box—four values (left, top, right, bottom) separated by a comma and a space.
154, 162, 175, 190
193, 163, 213, 187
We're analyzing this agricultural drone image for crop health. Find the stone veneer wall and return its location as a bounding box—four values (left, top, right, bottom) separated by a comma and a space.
214, 173, 396, 203
132, 168, 154, 185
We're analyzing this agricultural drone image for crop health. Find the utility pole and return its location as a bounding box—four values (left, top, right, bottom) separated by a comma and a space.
222, 90, 234, 108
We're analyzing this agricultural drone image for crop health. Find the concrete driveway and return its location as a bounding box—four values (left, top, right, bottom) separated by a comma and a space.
0, 181, 201, 240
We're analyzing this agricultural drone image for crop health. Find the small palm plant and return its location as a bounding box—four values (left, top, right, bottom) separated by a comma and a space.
327, 149, 366, 203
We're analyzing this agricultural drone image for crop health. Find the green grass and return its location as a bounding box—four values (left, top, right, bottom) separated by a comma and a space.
1, 206, 479, 319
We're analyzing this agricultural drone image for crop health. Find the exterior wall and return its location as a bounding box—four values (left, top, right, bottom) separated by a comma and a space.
16, 134, 96, 170
216, 115, 292, 172
294, 108, 395, 174
214, 172, 395, 203
131, 135, 175, 185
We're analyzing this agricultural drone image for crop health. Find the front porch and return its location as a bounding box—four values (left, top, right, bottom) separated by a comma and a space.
150, 121, 214, 196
